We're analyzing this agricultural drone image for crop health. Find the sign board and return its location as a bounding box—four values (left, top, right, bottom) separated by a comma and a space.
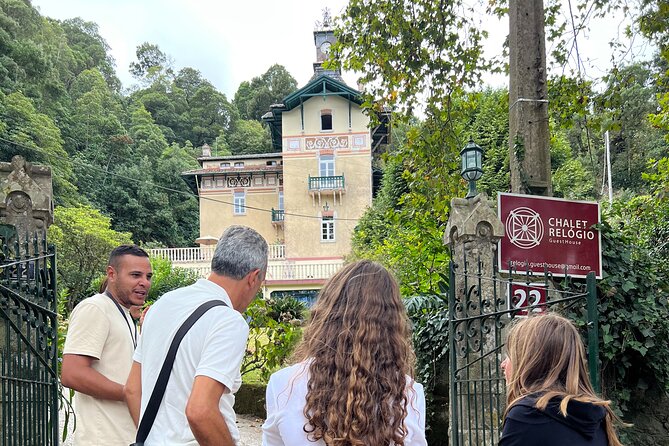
508, 283, 547, 317
498, 193, 602, 278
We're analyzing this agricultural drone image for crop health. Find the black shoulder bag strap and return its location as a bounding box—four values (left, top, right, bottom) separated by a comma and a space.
131, 299, 228, 446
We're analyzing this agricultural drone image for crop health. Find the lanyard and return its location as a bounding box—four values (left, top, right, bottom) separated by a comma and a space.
104, 290, 138, 349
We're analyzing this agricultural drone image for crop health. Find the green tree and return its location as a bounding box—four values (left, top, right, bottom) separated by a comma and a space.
129, 42, 173, 82
0, 90, 78, 204
227, 119, 271, 155
48, 205, 132, 313
233, 64, 297, 121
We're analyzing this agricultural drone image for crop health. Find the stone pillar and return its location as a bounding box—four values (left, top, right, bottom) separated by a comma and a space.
0, 155, 54, 429
509, 0, 552, 196
445, 193, 504, 291
0, 155, 53, 250
444, 193, 505, 445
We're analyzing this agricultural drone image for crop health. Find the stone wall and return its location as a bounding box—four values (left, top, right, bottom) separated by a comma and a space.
624, 385, 669, 446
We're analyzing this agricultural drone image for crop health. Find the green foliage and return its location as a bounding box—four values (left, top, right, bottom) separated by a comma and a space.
146, 256, 199, 303
227, 119, 272, 155
233, 64, 297, 121
335, 0, 498, 116
0, 90, 78, 204
404, 293, 449, 391
129, 42, 172, 82
48, 205, 133, 314
592, 202, 669, 412
242, 297, 302, 381
265, 296, 307, 323
553, 158, 595, 199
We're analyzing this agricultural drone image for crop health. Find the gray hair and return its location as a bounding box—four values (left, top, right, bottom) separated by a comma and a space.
211, 225, 268, 279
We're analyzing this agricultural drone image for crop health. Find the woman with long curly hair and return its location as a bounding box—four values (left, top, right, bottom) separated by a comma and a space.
262, 260, 427, 446
499, 313, 624, 446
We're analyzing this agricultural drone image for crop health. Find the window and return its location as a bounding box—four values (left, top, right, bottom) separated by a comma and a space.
202, 179, 212, 188
278, 192, 284, 210
266, 160, 277, 166
220, 162, 230, 169
320, 111, 333, 131
321, 216, 335, 241
319, 155, 335, 177
233, 191, 246, 215
234, 162, 244, 168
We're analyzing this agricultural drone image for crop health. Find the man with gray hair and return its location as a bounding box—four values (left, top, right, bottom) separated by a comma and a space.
125, 226, 268, 445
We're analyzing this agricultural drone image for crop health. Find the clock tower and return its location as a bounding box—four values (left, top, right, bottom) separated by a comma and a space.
312, 8, 342, 80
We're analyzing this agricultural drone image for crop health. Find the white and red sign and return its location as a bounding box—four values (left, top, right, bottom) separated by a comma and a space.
498, 193, 602, 278
508, 283, 548, 317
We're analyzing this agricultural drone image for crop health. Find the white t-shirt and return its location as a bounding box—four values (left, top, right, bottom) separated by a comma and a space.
262, 361, 428, 446
63, 293, 137, 446
133, 279, 249, 445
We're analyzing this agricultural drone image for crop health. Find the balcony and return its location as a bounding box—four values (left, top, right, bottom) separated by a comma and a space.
308, 175, 345, 206
265, 261, 344, 283
271, 208, 284, 226
149, 243, 286, 265
308, 175, 345, 191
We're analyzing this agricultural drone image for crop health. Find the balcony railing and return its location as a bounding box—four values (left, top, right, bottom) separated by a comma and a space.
271, 208, 285, 222
149, 246, 216, 263
266, 261, 344, 282
308, 175, 345, 191
149, 244, 286, 263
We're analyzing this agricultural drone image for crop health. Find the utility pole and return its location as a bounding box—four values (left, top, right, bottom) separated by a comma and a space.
508, 0, 552, 196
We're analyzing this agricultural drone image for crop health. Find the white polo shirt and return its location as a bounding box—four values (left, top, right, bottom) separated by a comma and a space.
134, 279, 249, 445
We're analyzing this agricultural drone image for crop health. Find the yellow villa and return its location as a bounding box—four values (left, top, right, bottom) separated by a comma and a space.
150, 21, 389, 301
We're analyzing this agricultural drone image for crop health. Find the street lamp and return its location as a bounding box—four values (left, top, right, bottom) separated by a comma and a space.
460, 139, 483, 199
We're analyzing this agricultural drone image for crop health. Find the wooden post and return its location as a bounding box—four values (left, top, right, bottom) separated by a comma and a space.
508, 0, 552, 196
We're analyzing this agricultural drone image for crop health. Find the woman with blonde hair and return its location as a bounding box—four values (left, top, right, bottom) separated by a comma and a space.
499, 313, 623, 446
262, 260, 427, 446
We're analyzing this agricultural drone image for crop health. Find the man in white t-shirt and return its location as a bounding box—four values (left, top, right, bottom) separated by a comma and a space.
61, 245, 153, 446
125, 225, 268, 445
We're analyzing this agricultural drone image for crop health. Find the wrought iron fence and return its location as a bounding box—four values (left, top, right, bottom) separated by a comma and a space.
0, 232, 58, 446
448, 248, 599, 446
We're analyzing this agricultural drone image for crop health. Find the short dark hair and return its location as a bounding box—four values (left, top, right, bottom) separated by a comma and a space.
108, 245, 149, 269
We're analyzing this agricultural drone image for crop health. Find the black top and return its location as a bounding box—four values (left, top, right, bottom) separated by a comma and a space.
499, 396, 608, 446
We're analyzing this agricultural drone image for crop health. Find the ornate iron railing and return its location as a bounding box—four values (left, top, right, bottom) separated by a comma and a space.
0, 232, 59, 445
308, 175, 345, 191
271, 208, 285, 222
448, 248, 599, 446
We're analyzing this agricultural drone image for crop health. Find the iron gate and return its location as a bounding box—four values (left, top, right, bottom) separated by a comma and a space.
448, 250, 599, 446
0, 232, 58, 445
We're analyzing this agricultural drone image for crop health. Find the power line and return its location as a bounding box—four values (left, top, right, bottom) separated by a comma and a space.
0, 135, 367, 222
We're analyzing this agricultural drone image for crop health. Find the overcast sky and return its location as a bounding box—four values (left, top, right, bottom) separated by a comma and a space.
32, 0, 650, 99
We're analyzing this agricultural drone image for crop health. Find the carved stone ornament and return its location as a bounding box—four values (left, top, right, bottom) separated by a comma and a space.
444, 192, 505, 247
0, 155, 53, 242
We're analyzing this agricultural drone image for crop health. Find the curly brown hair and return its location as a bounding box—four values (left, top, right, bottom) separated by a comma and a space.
291, 260, 417, 446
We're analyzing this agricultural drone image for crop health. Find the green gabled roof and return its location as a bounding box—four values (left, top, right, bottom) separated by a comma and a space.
281, 74, 363, 111
262, 75, 363, 150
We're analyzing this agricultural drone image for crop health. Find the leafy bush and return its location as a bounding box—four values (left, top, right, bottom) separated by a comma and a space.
266, 296, 307, 322
404, 293, 449, 391
242, 297, 302, 381
146, 256, 199, 303
49, 205, 132, 314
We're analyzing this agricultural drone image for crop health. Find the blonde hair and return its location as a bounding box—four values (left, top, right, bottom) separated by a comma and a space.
504, 313, 623, 446
292, 260, 416, 446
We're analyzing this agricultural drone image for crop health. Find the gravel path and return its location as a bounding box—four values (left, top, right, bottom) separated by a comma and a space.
59, 407, 264, 445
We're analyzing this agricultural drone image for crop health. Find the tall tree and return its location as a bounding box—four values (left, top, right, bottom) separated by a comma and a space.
233, 64, 297, 121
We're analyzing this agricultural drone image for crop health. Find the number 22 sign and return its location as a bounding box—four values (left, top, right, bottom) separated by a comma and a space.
508, 283, 547, 317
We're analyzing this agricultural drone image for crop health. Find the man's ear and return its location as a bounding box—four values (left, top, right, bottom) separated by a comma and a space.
247, 269, 261, 287
106, 265, 115, 280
